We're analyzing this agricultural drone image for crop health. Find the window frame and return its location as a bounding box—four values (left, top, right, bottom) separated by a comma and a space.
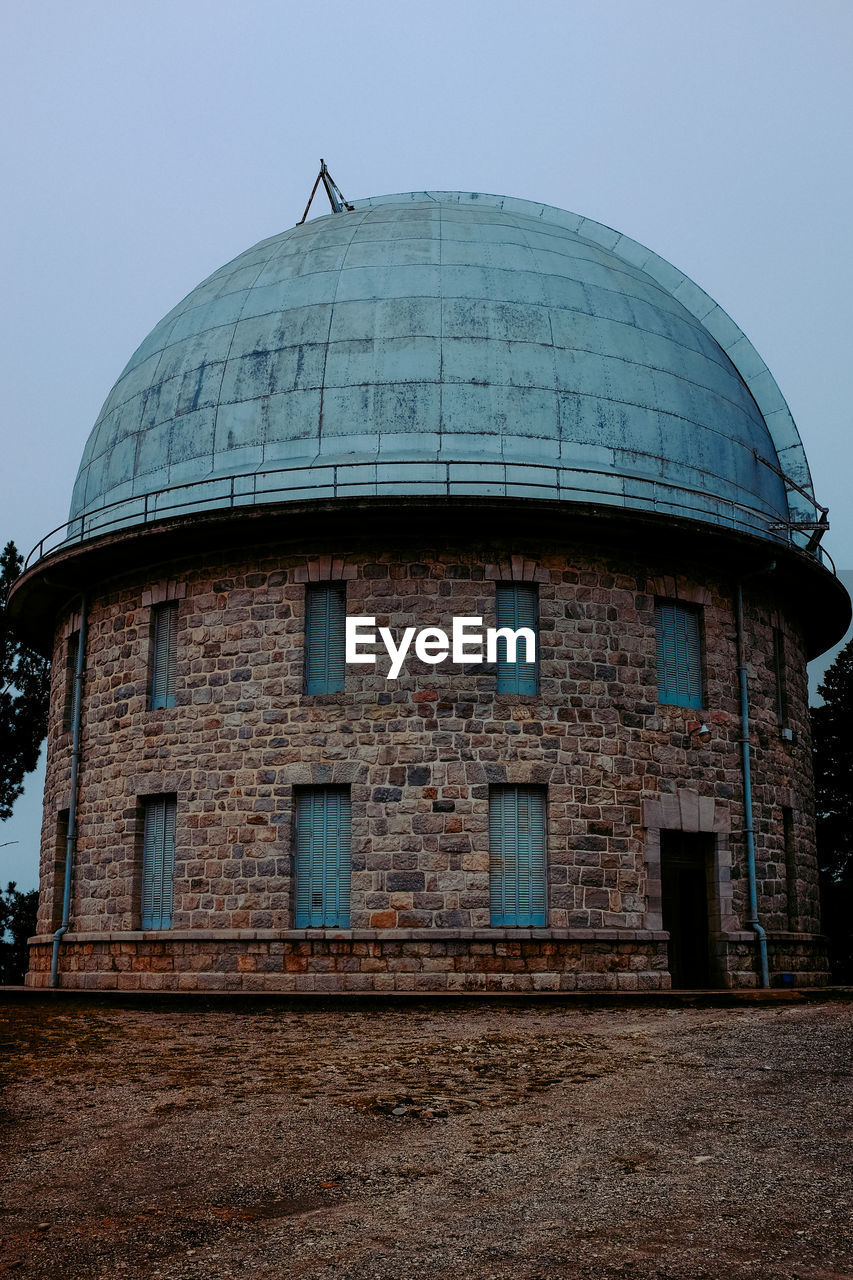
783, 806, 798, 929
140, 794, 177, 930
654, 598, 704, 710
51, 809, 70, 930
304, 583, 347, 695
773, 625, 789, 727
62, 629, 82, 732
488, 785, 547, 927
294, 787, 352, 928
494, 583, 539, 695
149, 601, 179, 710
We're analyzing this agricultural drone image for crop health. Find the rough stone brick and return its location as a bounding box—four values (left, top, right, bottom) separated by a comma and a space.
28, 544, 827, 992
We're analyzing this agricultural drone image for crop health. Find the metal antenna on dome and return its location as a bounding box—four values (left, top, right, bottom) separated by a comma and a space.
298, 159, 354, 224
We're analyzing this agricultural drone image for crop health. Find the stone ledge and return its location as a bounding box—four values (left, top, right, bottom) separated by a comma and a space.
30, 929, 826, 946
29, 927, 673, 945
719, 931, 828, 944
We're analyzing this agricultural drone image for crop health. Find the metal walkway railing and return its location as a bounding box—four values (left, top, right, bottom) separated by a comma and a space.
24, 457, 832, 573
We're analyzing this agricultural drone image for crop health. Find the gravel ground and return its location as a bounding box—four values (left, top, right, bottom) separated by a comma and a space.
1, 996, 852, 1279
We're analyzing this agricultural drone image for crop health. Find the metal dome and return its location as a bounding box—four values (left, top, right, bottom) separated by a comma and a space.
68, 191, 817, 545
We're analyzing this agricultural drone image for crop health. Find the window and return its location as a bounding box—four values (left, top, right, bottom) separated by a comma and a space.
141, 795, 176, 929
783, 807, 798, 929
51, 809, 70, 929
489, 786, 547, 926
304, 584, 346, 694
494, 583, 538, 694
149, 602, 178, 709
773, 626, 789, 726
294, 788, 352, 927
63, 629, 82, 731
655, 601, 703, 709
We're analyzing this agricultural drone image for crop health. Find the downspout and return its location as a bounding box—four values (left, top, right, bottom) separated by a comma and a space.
50, 596, 87, 988
734, 582, 770, 988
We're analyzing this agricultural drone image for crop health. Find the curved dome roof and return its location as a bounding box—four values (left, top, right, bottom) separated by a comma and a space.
69, 191, 817, 545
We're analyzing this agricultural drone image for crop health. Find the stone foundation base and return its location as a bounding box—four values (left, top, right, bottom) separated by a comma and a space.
718, 932, 830, 989
26, 929, 830, 992
28, 931, 673, 992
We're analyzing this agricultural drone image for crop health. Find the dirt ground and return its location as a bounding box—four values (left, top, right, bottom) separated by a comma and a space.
1, 995, 852, 1280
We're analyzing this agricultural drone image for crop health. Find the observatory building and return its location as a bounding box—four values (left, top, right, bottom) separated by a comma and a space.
13, 187, 850, 991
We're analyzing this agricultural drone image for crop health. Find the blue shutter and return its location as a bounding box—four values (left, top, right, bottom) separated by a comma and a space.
495, 584, 538, 694
490, 788, 516, 925
150, 603, 178, 709
489, 786, 547, 926
141, 796, 176, 929
655, 602, 703, 709
773, 626, 787, 724
65, 630, 83, 730
295, 788, 351, 926
305, 585, 346, 694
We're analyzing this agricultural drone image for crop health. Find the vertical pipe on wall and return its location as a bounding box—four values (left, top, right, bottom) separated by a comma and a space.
735, 582, 770, 988
49, 597, 87, 989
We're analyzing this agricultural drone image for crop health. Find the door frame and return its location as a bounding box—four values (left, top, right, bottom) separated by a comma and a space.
642, 791, 737, 987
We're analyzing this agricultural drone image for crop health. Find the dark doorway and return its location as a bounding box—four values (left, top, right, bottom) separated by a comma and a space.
660, 832, 713, 988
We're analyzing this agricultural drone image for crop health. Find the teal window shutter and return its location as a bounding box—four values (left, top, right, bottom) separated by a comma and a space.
495, 584, 538, 694
655, 601, 703, 709
773, 626, 788, 725
141, 796, 176, 929
150, 603, 178, 709
63, 629, 83, 731
489, 786, 547, 926
295, 788, 352, 927
305, 585, 346, 694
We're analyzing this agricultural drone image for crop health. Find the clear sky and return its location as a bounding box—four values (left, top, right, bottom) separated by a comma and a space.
2, 0, 852, 889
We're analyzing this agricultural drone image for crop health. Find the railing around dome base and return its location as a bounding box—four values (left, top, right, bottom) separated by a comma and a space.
24, 457, 832, 573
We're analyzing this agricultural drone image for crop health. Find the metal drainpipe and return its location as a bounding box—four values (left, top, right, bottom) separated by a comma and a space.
734, 582, 770, 988
50, 596, 87, 989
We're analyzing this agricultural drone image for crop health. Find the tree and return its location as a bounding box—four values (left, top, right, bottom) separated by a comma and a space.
1, 540, 51, 821
811, 636, 853, 981
0, 881, 39, 984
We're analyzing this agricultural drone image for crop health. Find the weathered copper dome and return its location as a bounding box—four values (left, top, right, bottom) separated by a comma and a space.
69, 191, 816, 547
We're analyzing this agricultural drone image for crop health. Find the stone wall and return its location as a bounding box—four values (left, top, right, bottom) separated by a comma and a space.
31, 531, 824, 989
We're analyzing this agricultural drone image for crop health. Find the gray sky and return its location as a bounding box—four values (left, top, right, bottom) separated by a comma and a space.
2, 0, 852, 889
